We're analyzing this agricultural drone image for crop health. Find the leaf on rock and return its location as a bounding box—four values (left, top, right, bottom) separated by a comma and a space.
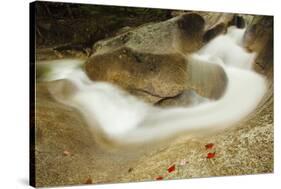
205, 143, 214, 150
156, 176, 164, 180
207, 152, 216, 159
167, 164, 176, 173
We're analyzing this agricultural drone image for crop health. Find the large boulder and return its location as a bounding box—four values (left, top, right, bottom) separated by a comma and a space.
243, 16, 273, 75
86, 47, 188, 103
89, 13, 206, 56
171, 11, 235, 43
85, 13, 228, 104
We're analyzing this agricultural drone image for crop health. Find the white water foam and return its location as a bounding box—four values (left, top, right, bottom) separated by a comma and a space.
41, 26, 267, 144
198, 26, 256, 70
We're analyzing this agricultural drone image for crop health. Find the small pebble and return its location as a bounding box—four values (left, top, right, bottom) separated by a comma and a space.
128, 168, 133, 173
63, 150, 71, 156
179, 159, 188, 166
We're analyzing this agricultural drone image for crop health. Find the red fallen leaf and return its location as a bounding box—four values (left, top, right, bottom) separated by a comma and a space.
156, 176, 164, 180
84, 177, 92, 184
205, 143, 214, 150
207, 152, 216, 159
167, 164, 176, 173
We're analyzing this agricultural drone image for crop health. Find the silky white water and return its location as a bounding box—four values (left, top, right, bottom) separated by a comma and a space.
40, 26, 267, 144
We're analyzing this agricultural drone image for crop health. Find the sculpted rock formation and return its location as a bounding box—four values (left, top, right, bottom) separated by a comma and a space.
86, 48, 188, 103
85, 13, 228, 104
244, 16, 273, 75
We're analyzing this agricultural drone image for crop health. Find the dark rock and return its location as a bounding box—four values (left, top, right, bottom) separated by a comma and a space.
228, 15, 246, 28
203, 23, 226, 43
176, 13, 205, 52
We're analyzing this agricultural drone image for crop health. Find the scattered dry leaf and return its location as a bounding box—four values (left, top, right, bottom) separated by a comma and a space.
167, 164, 176, 173
207, 152, 216, 159
156, 176, 164, 180
205, 143, 214, 150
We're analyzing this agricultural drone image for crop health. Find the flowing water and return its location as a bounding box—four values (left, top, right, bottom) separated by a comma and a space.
38, 26, 267, 145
